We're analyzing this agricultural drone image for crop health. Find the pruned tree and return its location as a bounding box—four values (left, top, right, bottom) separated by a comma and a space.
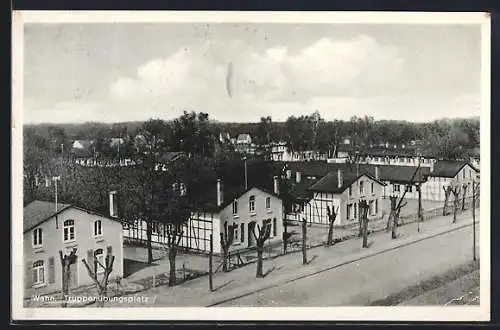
59, 248, 78, 307
443, 185, 452, 216
302, 218, 307, 265
462, 183, 468, 211
253, 222, 272, 278
359, 200, 370, 248
166, 223, 185, 286
81, 249, 115, 307
326, 205, 339, 246
282, 218, 293, 254
387, 195, 408, 239
208, 234, 214, 291
450, 184, 462, 223
220, 223, 236, 272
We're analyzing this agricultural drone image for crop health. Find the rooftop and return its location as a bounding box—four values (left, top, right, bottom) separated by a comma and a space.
23, 200, 72, 232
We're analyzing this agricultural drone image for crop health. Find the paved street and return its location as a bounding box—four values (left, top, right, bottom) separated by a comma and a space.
99, 209, 479, 307
217, 224, 479, 306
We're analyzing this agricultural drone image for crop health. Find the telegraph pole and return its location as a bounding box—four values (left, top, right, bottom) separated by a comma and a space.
472, 179, 477, 261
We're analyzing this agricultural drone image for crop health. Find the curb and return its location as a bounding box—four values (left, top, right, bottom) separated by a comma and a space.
206, 220, 479, 307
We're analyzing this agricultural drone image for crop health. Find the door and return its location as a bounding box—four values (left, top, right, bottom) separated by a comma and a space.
248, 221, 256, 247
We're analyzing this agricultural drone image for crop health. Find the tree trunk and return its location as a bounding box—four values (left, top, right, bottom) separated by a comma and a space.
386, 211, 393, 232
462, 186, 467, 211
417, 185, 423, 222
453, 198, 458, 223
327, 219, 334, 245
146, 221, 153, 264
283, 220, 288, 254
302, 219, 307, 265
168, 246, 177, 287
392, 212, 398, 239
443, 188, 450, 216
209, 234, 213, 292
61, 265, 69, 307
362, 216, 368, 248
222, 248, 228, 273
256, 246, 264, 278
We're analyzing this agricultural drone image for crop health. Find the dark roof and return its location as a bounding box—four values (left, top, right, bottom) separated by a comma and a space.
23, 200, 72, 232
285, 161, 430, 184
195, 183, 280, 213
158, 152, 186, 163
309, 171, 385, 194
287, 178, 318, 200
23, 200, 121, 233
430, 160, 479, 178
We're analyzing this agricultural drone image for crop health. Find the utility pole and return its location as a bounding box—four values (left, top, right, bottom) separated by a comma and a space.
209, 234, 213, 291
243, 156, 248, 190
472, 179, 476, 261
53, 176, 61, 228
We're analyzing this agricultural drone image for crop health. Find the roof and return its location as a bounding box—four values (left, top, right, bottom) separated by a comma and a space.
284, 161, 429, 184
309, 171, 385, 194
287, 178, 318, 200
158, 152, 186, 163
23, 200, 72, 232
195, 183, 280, 213
73, 140, 93, 149
430, 160, 479, 178
23, 200, 120, 233
236, 134, 252, 143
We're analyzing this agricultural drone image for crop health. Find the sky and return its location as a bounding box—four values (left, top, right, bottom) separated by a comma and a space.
23, 23, 482, 124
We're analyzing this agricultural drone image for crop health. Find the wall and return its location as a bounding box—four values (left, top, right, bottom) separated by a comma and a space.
24, 208, 124, 298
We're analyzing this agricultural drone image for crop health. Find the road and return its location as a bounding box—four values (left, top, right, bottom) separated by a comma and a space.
215, 224, 479, 306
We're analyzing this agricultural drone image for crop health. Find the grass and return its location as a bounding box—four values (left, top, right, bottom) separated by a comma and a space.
368, 259, 480, 306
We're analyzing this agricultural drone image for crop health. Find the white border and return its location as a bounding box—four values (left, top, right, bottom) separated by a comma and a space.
11, 10, 491, 321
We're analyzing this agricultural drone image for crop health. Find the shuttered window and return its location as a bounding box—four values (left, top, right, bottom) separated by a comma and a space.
32, 260, 45, 286
48, 257, 55, 284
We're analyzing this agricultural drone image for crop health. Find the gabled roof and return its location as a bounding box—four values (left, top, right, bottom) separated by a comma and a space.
309, 171, 385, 194
430, 160, 479, 178
23, 200, 120, 233
236, 134, 252, 143
287, 178, 318, 201
72, 140, 93, 149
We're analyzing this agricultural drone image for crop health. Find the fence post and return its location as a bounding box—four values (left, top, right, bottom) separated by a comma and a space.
209, 234, 213, 291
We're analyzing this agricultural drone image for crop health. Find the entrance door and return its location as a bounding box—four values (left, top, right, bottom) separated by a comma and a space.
248, 221, 256, 247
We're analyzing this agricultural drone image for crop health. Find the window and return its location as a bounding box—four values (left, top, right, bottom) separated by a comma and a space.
240, 223, 245, 243
232, 200, 238, 215
63, 220, 75, 242
94, 220, 103, 237
371, 182, 374, 194
347, 204, 353, 220
249, 196, 256, 212
406, 185, 413, 193
233, 223, 239, 241
263, 219, 272, 236
354, 203, 357, 219
348, 186, 353, 196
394, 184, 400, 192
369, 200, 375, 215
33, 228, 43, 248
463, 170, 466, 179
375, 199, 379, 214
273, 218, 277, 237
359, 181, 364, 194
94, 249, 105, 274
32, 260, 45, 286
266, 197, 271, 209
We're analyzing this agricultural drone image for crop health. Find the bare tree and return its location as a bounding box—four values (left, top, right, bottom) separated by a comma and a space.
443, 185, 452, 216
220, 223, 236, 272
302, 218, 307, 265
326, 205, 339, 246
387, 195, 408, 239
81, 250, 115, 307
416, 183, 423, 227
59, 248, 78, 307
450, 184, 462, 223
253, 223, 271, 278
359, 200, 370, 248
166, 225, 184, 286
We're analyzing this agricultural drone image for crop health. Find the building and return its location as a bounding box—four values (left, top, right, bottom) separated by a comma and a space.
286, 169, 385, 226
234, 134, 256, 155
23, 197, 124, 298
122, 179, 284, 255
420, 160, 479, 201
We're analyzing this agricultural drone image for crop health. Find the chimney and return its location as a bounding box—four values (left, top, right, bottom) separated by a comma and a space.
109, 191, 118, 218
296, 171, 302, 183
217, 179, 224, 207
273, 176, 280, 195
375, 166, 379, 180
337, 169, 343, 189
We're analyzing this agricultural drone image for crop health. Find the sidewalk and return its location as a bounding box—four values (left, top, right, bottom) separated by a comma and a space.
100, 208, 479, 307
